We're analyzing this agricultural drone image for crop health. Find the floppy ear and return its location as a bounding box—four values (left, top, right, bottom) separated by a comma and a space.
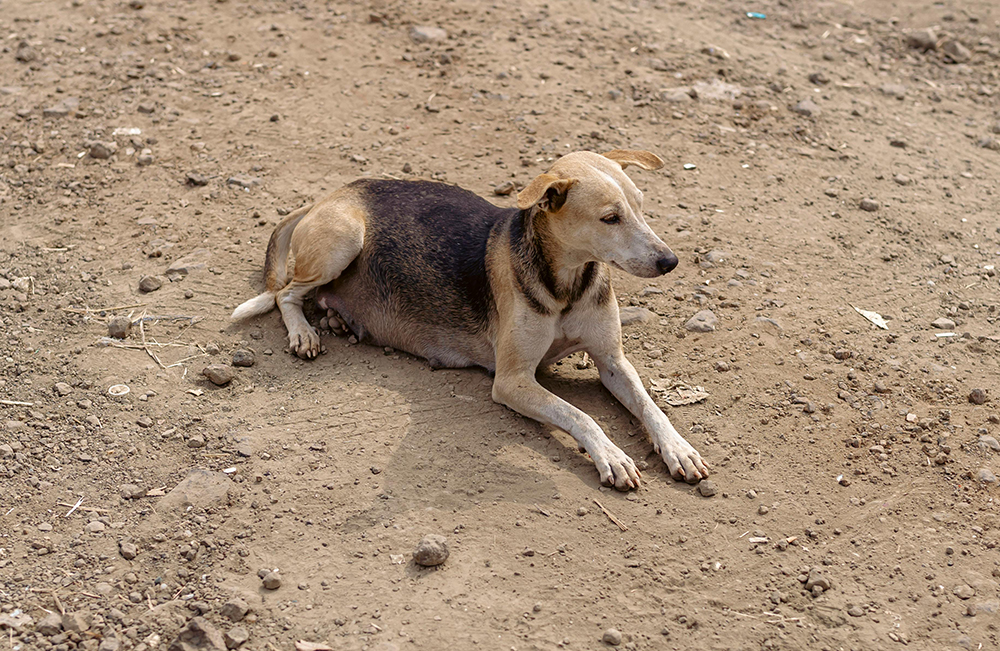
516, 173, 577, 211
602, 149, 664, 170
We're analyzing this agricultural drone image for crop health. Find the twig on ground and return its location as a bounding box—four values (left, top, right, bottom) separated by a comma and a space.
593, 498, 629, 531
59, 501, 109, 514
62, 302, 147, 314
0, 400, 33, 407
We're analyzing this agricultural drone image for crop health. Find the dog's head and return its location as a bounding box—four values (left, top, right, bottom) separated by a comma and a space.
516, 150, 677, 278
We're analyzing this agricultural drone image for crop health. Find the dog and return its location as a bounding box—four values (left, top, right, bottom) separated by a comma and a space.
232, 150, 709, 488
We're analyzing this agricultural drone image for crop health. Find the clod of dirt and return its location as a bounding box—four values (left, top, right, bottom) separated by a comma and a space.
61, 612, 90, 632
880, 84, 907, 99
15, 41, 39, 63
203, 365, 235, 386
619, 306, 655, 326
220, 598, 250, 623
232, 349, 255, 367
969, 388, 988, 405
941, 39, 971, 63
493, 180, 516, 195
138, 275, 163, 293
906, 28, 938, 51
685, 310, 718, 332
36, 612, 62, 636
979, 436, 1000, 453
978, 137, 1000, 151
697, 480, 717, 497
227, 174, 261, 189
792, 99, 820, 117
224, 626, 249, 649
413, 534, 449, 566
89, 141, 118, 160
167, 617, 226, 651
954, 584, 976, 600
805, 569, 831, 596
602, 628, 623, 646
808, 72, 829, 85
159, 469, 232, 511
410, 26, 448, 43
847, 605, 865, 617
931, 317, 956, 330
107, 316, 132, 339
186, 172, 210, 186
120, 483, 145, 499
120, 541, 138, 560
859, 198, 880, 212
166, 249, 212, 277
261, 571, 282, 590
54, 382, 73, 396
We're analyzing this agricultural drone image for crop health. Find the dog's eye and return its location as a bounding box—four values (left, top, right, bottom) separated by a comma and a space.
600, 214, 620, 225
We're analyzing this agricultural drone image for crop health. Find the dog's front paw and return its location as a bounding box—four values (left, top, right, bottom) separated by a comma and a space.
591, 444, 641, 491
656, 439, 710, 484
288, 326, 321, 359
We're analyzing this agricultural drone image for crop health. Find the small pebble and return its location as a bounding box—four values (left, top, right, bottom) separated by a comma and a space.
413, 534, 449, 566
119, 542, 138, 560
493, 180, 516, 196
859, 198, 879, 212
261, 570, 282, 590
697, 480, 717, 497
107, 316, 132, 339
969, 388, 988, 405
232, 349, 256, 367
203, 364, 235, 386
602, 628, 623, 646
225, 626, 249, 649
138, 275, 162, 293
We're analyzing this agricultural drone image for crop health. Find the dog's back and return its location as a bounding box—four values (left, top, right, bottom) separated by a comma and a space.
317, 179, 513, 368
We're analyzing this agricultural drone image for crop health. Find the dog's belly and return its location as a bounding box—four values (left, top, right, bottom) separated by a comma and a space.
316, 278, 497, 371
542, 338, 584, 366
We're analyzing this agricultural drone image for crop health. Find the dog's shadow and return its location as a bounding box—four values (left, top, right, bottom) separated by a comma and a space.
327, 342, 681, 531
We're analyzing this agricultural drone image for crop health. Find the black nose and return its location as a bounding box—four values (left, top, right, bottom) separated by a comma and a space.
656, 253, 678, 275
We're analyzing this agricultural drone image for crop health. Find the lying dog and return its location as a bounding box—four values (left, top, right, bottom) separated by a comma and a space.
232, 150, 708, 488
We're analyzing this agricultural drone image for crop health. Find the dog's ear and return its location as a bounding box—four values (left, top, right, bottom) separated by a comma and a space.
602, 149, 664, 171
516, 173, 577, 211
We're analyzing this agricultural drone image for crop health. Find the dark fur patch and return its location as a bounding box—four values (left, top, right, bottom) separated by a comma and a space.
508, 210, 554, 315
351, 179, 509, 333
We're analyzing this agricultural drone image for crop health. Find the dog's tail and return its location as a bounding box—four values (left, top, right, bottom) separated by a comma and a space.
231, 203, 314, 321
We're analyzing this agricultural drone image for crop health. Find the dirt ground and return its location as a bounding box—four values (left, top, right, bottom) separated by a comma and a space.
2, 0, 1000, 649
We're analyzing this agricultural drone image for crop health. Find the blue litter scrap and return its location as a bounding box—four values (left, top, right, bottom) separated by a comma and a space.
746, 11, 766, 19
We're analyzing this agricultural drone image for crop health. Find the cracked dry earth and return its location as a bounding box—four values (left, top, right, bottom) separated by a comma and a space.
2, 0, 1000, 650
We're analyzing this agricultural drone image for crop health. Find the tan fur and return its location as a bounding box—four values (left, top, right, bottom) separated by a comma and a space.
232, 150, 709, 488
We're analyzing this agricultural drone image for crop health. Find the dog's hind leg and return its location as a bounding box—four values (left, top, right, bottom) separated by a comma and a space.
277, 202, 365, 359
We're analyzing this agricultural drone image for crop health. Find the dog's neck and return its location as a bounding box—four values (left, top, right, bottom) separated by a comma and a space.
512, 209, 597, 309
